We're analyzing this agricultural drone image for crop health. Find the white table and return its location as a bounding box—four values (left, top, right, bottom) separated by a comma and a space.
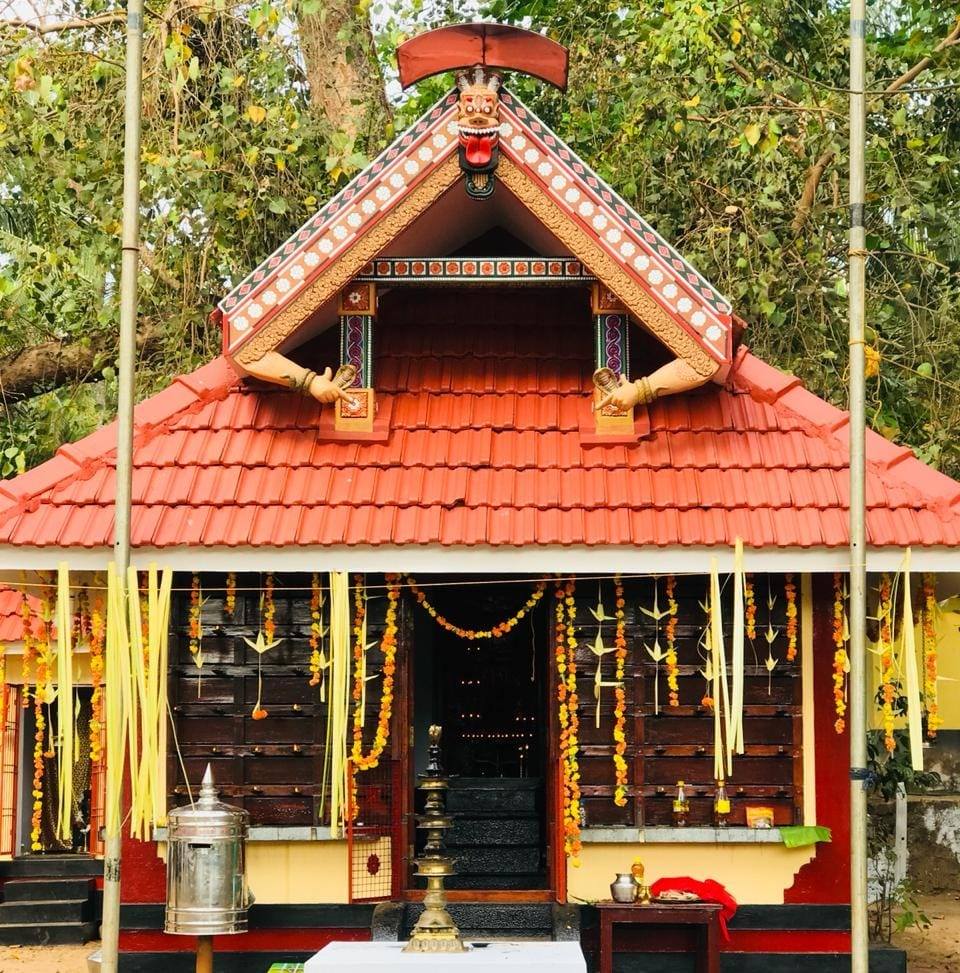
304, 941, 587, 972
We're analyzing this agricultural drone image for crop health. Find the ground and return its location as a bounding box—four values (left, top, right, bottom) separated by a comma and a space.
0, 943, 96, 972
894, 892, 960, 972
0, 898, 957, 972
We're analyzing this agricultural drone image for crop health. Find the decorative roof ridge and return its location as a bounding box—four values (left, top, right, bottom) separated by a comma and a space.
0, 358, 239, 516
731, 348, 960, 515
218, 91, 461, 316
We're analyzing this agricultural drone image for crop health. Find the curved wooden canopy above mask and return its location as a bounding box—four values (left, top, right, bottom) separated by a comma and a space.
396, 23, 570, 91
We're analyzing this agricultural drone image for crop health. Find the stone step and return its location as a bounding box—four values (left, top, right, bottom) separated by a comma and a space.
0, 897, 91, 924
402, 902, 554, 935
447, 816, 540, 846
446, 787, 539, 816
447, 846, 542, 875
3, 877, 96, 902
444, 873, 551, 890
0, 919, 98, 945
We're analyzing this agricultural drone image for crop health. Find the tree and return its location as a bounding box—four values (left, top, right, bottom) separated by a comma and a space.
2, 1, 960, 478
483, 0, 960, 475
0, 0, 389, 474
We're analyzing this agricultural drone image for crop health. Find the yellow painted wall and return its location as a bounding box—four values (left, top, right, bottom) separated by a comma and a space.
868, 606, 960, 732
568, 843, 816, 904
4, 653, 92, 684
933, 608, 960, 730
247, 841, 351, 903
156, 840, 351, 903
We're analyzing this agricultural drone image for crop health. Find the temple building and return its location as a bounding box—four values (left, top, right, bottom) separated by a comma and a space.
0, 23, 957, 972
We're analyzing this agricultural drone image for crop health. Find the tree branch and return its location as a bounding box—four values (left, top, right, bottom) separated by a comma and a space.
883, 17, 960, 95
0, 323, 164, 400
791, 148, 836, 233
4, 13, 126, 35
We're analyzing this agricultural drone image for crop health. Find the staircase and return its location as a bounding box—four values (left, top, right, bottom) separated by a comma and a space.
442, 777, 546, 890
374, 901, 580, 944
0, 876, 98, 944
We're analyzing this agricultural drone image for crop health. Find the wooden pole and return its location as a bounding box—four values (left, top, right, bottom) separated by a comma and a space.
847, 1, 869, 971
196, 935, 214, 973
101, 0, 145, 969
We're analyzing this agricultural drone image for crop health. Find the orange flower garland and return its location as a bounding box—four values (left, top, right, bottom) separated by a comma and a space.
744, 574, 757, 642
922, 573, 942, 738
225, 572, 237, 617
405, 576, 546, 639
665, 575, 679, 707
349, 576, 401, 819
308, 573, 324, 688
555, 578, 581, 863
263, 574, 276, 643
612, 576, 628, 807
784, 574, 798, 662
188, 574, 202, 656
878, 573, 896, 753
30, 592, 52, 852
832, 573, 848, 734
20, 593, 34, 707
89, 597, 105, 764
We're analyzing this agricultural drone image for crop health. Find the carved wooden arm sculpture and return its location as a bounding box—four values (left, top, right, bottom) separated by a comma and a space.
244, 351, 349, 405
599, 358, 711, 410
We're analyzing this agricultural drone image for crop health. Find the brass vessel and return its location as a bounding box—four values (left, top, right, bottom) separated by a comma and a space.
404, 725, 466, 953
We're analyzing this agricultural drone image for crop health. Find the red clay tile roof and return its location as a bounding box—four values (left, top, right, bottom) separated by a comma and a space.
1, 289, 959, 550
0, 587, 36, 642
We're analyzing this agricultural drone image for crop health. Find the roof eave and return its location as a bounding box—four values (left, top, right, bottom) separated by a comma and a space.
1, 543, 955, 575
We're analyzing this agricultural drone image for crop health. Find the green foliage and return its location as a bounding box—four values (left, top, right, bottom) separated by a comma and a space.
2, 0, 960, 483
0, 0, 389, 467
867, 728, 942, 801
478, 0, 960, 476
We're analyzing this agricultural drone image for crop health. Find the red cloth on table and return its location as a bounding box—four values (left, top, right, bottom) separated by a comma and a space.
649, 877, 738, 941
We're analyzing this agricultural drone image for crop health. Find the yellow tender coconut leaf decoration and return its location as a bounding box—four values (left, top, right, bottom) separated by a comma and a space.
321, 571, 353, 836
900, 549, 924, 772
55, 564, 74, 842
104, 563, 173, 840
730, 540, 745, 757
708, 560, 732, 781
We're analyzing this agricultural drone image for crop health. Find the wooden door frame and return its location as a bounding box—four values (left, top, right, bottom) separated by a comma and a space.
397, 582, 559, 902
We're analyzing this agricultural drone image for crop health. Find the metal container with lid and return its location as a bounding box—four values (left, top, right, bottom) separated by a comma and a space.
164, 765, 252, 936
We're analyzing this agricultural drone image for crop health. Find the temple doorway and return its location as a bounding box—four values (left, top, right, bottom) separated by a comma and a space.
410, 578, 552, 893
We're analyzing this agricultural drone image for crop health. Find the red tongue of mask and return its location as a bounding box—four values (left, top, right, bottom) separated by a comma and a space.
465, 133, 492, 167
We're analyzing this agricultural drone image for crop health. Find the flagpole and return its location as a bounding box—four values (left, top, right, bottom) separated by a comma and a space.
101, 0, 144, 967
847, 1, 869, 971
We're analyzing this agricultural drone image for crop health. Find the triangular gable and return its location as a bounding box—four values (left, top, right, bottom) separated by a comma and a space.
219, 89, 733, 378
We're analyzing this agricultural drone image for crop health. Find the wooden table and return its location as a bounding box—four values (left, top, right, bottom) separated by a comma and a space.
597, 901, 722, 973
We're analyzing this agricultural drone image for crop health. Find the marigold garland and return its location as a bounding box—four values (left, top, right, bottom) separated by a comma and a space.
263, 573, 276, 643
224, 572, 237, 617
89, 597, 106, 764
406, 576, 546, 639
665, 575, 679, 707
832, 573, 848, 734
922, 573, 942, 738
188, 574, 202, 656
20, 593, 34, 707
308, 573, 325, 689
612, 576, 628, 806
555, 578, 582, 863
744, 574, 757, 642
30, 592, 52, 852
879, 573, 896, 753
350, 575, 400, 778
784, 574, 798, 662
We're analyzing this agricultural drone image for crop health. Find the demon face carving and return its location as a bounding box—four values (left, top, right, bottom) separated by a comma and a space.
457, 68, 501, 199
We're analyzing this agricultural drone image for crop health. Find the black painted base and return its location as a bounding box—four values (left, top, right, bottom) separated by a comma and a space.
612, 949, 905, 973
117, 946, 906, 973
